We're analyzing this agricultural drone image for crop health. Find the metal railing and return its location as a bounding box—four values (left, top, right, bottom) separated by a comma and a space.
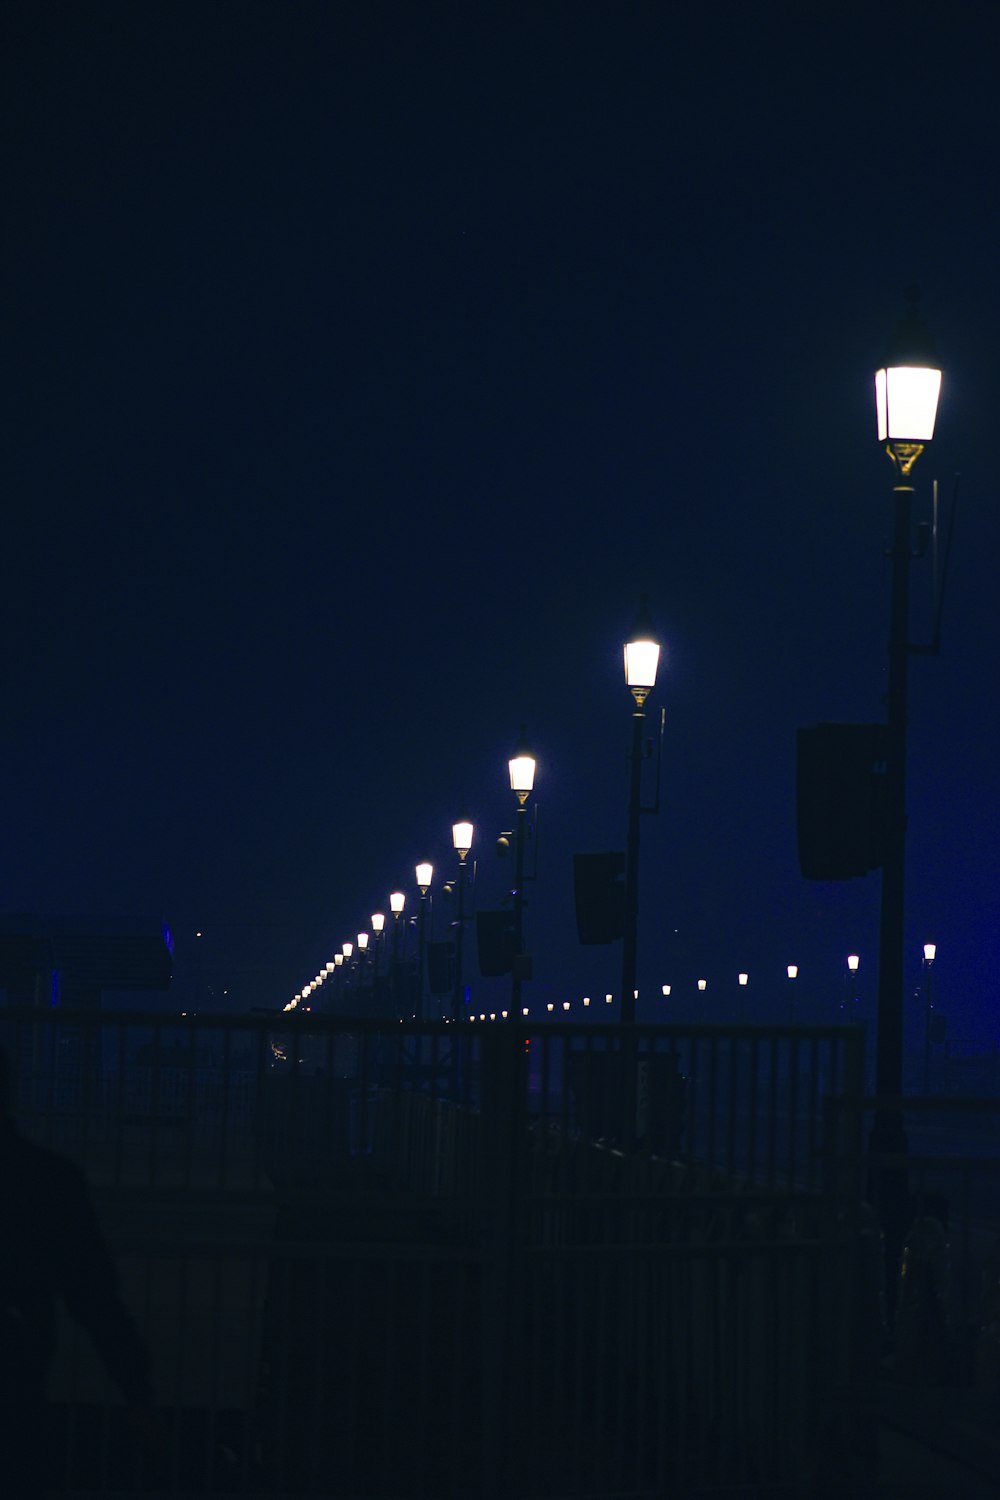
2, 1009, 869, 1496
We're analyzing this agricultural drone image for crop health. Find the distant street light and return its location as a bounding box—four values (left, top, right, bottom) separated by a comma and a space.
451, 816, 474, 1021
621, 598, 661, 1024
415, 862, 433, 1019
923, 941, 937, 1093
508, 729, 536, 1017
389, 891, 406, 1016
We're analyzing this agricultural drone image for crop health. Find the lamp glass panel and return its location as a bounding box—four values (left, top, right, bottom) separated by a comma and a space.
415, 861, 433, 890
452, 820, 474, 853
508, 754, 536, 794
371, 913, 385, 932
924, 942, 937, 963
875, 365, 941, 442
624, 638, 660, 689
390, 891, 405, 914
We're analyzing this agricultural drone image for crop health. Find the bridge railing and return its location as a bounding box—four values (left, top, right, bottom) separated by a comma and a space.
1, 1009, 870, 1497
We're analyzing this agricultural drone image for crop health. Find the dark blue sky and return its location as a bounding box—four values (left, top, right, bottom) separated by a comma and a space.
3, 1, 998, 1041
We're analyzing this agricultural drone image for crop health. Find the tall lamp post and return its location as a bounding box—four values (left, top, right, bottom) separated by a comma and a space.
621, 600, 661, 1024
508, 731, 536, 1017
451, 816, 474, 1022
845, 953, 860, 1017
922, 941, 937, 1093
871, 293, 942, 1168
415, 862, 433, 1019
389, 891, 406, 1017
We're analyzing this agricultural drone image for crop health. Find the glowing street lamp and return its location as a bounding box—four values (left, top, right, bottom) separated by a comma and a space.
621, 597, 661, 1024
871, 292, 943, 1178
922, 941, 937, 1092
841, 953, 861, 1016
451, 815, 474, 1021
508, 729, 536, 1017
415, 862, 433, 1020
387, 891, 406, 1015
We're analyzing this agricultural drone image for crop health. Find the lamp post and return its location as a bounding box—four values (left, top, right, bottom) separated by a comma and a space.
871, 292, 942, 1168
922, 941, 937, 1093
621, 599, 660, 1024
389, 891, 406, 1017
845, 953, 860, 1016
415, 862, 433, 1020
508, 731, 536, 1017
451, 816, 474, 1022
371, 912, 385, 980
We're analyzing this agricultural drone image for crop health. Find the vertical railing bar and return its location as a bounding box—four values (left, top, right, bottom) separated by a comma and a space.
708, 1030, 719, 1177
182, 1017, 196, 1191
747, 1033, 759, 1185
807, 1034, 820, 1194
114, 1020, 126, 1188
685, 1033, 698, 1167
766, 1033, 778, 1189
788, 1033, 799, 1189
726, 1035, 738, 1183
219, 1020, 233, 1190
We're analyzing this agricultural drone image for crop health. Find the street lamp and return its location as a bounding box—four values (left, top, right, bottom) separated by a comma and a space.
508, 729, 536, 1017
621, 597, 661, 1024
389, 891, 406, 1016
843, 953, 860, 1016
871, 291, 942, 1168
451, 815, 474, 1021
415, 862, 433, 1020
923, 941, 937, 1093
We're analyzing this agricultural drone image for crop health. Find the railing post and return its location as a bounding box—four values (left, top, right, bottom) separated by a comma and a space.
478, 1024, 526, 1499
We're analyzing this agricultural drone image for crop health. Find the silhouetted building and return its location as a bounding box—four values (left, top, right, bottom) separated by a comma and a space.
0, 915, 172, 1009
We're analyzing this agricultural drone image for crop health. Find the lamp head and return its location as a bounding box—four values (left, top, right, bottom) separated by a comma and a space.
389, 890, 405, 915
508, 726, 536, 805
415, 861, 433, 894
624, 595, 661, 705
875, 289, 942, 470
452, 815, 474, 861
924, 941, 937, 964
371, 912, 385, 933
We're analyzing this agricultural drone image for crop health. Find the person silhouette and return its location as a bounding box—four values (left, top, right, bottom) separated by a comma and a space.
0, 1044, 154, 1497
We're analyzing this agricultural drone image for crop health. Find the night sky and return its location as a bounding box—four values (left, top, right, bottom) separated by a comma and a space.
3, 2, 998, 1042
